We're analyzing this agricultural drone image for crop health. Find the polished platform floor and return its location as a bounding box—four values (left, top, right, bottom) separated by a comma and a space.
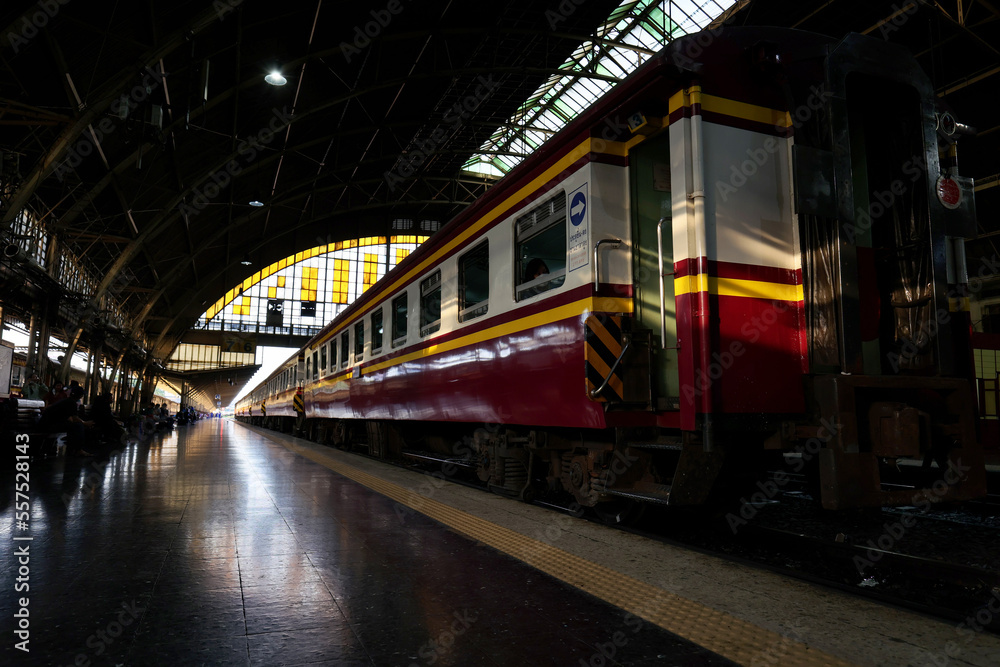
2, 420, 738, 666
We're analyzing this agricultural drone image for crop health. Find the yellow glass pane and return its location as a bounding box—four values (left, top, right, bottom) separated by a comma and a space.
268, 287, 277, 298
277, 276, 286, 287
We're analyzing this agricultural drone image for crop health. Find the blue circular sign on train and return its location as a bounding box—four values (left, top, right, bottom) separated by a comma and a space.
570, 191, 587, 226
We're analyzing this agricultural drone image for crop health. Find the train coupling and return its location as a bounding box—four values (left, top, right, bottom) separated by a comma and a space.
807, 375, 987, 509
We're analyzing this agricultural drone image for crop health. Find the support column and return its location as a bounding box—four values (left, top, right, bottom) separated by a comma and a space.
83, 349, 93, 397
36, 299, 53, 384
106, 347, 126, 404
24, 303, 39, 376
89, 338, 104, 405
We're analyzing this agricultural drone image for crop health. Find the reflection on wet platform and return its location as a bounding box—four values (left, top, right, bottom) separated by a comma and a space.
1, 420, 731, 666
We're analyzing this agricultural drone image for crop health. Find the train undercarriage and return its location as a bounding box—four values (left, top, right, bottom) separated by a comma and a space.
240, 383, 987, 517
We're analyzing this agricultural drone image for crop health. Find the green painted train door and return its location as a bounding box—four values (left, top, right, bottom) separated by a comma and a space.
629, 133, 679, 408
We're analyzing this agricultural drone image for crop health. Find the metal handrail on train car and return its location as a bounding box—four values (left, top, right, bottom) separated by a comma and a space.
593, 238, 622, 290
589, 337, 631, 399
657, 217, 676, 349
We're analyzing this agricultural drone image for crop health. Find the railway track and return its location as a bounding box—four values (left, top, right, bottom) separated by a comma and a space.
530, 479, 1000, 633
728, 522, 1000, 632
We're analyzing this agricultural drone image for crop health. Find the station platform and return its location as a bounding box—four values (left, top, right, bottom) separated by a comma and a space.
2, 420, 999, 667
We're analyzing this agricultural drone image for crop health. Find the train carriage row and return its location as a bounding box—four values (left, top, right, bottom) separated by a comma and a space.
238, 27, 987, 512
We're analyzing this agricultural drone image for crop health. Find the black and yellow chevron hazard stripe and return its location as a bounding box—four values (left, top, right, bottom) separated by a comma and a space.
586, 314, 624, 402
293, 389, 304, 414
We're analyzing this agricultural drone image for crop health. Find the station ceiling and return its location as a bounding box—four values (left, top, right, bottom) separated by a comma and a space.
1, 0, 998, 369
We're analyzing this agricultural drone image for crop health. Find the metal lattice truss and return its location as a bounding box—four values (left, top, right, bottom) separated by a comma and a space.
465, 0, 736, 176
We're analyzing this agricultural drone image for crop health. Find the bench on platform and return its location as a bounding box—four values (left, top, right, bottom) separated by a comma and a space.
1, 397, 66, 458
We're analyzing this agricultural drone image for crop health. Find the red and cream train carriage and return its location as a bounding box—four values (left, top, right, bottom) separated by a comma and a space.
238, 27, 987, 511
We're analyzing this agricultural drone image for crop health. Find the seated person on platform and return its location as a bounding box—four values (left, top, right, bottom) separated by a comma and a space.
91, 393, 126, 447
43, 381, 69, 407
38, 385, 94, 457
22, 374, 47, 400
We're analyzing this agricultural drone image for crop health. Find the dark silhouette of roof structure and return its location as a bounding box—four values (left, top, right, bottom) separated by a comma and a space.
1, 1, 997, 402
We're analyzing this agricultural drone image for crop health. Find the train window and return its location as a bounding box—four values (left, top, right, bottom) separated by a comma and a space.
329, 339, 337, 373
372, 308, 384, 352
340, 331, 349, 368
392, 293, 408, 347
420, 271, 442, 336
354, 321, 365, 361
459, 241, 489, 322
320, 344, 327, 373
312, 351, 318, 380
306, 356, 312, 381
515, 193, 567, 300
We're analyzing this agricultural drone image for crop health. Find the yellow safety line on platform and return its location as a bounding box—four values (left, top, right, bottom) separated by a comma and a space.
268, 433, 856, 667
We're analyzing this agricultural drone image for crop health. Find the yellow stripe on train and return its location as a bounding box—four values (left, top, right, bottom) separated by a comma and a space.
674, 274, 804, 302
361, 296, 633, 376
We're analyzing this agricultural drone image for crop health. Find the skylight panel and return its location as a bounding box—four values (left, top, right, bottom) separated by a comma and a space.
462, 0, 737, 177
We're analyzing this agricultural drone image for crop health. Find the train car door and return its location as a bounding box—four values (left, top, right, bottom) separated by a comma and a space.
629, 133, 679, 409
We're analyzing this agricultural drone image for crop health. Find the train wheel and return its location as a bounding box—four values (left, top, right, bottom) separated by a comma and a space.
593, 499, 645, 526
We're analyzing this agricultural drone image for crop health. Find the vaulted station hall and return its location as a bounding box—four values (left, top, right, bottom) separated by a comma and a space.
2, 1, 1000, 665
